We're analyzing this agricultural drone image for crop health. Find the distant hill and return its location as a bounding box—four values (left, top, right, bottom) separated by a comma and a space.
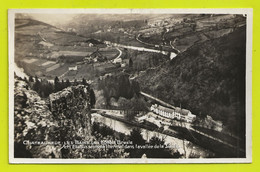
137, 26, 246, 137
15, 18, 58, 29
15, 18, 88, 60
59, 13, 189, 35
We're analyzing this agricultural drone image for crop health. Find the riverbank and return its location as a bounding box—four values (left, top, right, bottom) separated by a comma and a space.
96, 111, 244, 158
92, 112, 214, 158
98, 112, 158, 131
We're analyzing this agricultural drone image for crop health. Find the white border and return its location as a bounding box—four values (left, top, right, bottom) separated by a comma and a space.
8, 8, 253, 164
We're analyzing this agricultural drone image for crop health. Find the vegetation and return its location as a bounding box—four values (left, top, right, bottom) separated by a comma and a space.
126, 128, 181, 158
14, 14, 247, 158
192, 126, 244, 148
137, 26, 246, 138
125, 50, 168, 73
24, 75, 96, 108
92, 123, 181, 158
169, 125, 244, 158
98, 73, 141, 106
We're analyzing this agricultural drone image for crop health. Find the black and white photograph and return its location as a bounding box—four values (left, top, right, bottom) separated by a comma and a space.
8, 9, 252, 163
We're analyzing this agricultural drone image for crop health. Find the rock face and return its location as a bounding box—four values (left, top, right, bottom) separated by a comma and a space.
49, 85, 92, 139
14, 77, 93, 158
14, 77, 61, 158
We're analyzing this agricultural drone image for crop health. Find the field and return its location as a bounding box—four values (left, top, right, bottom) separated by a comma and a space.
63, 64, 95, 80
15, 18, 124, 82
22, 58, 37, 64
17, 58, 54, 78
41, 61, 56, 66
46, 64, 61, 72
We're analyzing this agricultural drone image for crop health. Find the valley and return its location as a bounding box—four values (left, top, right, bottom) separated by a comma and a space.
13, 13, 247, 158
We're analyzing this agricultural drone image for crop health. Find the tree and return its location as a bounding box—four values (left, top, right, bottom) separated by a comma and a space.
82, 78, 87, 85
65, 79, 71, 87
129, 58, 133, 68
149, 136, 165, 146
127, 128, 146, 158
131, 80, 140, 95
61, 79, 65, 90
74, 79, 78, 86
33, 76, 40, 92
146, 136, 177, 158
90, 89, 96, 108
29, 76, 34, 82
118, 74, 132, 99
23, 77, 28, 83
129, 128, 145, 145
54, 76, 60, 92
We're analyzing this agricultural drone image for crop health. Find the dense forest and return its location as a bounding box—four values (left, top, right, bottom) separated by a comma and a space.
137, 26, 246, 137
97, 73, 147, 111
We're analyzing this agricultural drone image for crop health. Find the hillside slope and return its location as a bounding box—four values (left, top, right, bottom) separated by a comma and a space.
15, 18, 88, 61
137, 26, 246, 137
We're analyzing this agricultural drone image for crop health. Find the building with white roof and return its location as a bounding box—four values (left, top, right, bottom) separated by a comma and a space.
150, 104, 196, 123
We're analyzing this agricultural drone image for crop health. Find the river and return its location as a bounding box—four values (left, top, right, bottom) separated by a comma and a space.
91, 113, 214, 158
105, 41, 177, 57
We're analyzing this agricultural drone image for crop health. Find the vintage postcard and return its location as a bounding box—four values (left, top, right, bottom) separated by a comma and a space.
8, 8, 252, 163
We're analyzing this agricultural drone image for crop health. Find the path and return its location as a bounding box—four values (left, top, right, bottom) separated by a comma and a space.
140, 91, 176, 109
104, 41, 171, 56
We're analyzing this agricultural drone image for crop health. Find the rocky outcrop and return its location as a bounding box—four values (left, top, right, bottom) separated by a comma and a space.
49, 85, 92, 139
14, 77, 92, 158
14, 77, 61, 158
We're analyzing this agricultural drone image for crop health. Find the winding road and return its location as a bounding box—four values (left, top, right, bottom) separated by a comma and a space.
136, 32, 180, 56
113, 47, 123, 62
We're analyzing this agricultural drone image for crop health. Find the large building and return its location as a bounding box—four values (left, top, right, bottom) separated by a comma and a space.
150, 104, 196, 123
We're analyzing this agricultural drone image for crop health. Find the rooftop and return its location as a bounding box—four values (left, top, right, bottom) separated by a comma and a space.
152, 104, 192, 116
175, 107, 190, 116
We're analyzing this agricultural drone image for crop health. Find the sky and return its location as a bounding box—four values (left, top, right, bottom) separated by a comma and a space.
28, 14, 78, 26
